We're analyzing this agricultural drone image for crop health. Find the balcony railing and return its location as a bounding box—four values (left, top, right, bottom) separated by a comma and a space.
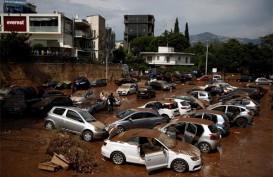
74, 30, 91, 38
29, 26, 58, 32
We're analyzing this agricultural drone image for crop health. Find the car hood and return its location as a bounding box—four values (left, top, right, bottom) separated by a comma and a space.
104, 116, 119, 125
89, 120, 106, 129
172, 141, 201, 157
71, 96, 84, 102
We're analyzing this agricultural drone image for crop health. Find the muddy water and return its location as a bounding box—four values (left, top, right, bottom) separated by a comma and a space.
0, 82, 272, 177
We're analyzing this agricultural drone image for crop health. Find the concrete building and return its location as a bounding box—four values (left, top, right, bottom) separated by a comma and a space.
0, 12, 115, 62
140, 46, 195, 67
124, 15, 155, 51
3, 0, 36, 13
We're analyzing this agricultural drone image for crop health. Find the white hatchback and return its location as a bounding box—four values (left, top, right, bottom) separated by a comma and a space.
101, 128, 201, 173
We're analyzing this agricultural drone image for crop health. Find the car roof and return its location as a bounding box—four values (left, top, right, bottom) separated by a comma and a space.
174, 117, 214, 125
110, 128, 161, 142
194, 109, 226, 116
129, 107, 159, 113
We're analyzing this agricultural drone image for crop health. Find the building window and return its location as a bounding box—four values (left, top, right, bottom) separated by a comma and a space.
185, 57, 188, 63
157, 56, 159, 60
147, 56, 152, 62
166, 56, 170, 63
178, 57, 181, 61
29, 17, 58, 32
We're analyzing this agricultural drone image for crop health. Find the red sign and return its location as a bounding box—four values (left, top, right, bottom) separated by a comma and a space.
4, 16, 27, 32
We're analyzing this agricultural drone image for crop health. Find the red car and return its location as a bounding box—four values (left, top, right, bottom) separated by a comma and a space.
196, 75, 210, 82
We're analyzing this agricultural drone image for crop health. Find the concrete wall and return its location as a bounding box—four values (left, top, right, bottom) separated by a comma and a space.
0, 63, 123, 86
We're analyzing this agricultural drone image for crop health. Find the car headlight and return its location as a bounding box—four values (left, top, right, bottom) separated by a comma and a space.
191, 156, 199, 161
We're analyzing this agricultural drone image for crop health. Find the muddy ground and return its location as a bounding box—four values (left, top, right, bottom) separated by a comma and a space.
0, 81, 272, 177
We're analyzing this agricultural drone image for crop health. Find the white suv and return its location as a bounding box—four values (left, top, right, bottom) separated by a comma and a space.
138, 100, 180, 122
164, 98, 192, 115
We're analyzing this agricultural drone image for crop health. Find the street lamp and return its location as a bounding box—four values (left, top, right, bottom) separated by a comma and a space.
205, 42, 209, 75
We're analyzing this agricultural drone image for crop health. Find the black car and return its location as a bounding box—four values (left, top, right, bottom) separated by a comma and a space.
205, 85, 224, 96
236, 76, 254, 82
30, 96, 73, 114
149, 81, 171, 91
1, 95, 28, 116
90, 79, 107, 87
115, 77, 137, 86
136, 86, 156, 99
73, 77, 90, 90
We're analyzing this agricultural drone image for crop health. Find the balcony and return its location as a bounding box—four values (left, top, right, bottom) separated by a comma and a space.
29, 26, 58, 33
74, 30, 91, 38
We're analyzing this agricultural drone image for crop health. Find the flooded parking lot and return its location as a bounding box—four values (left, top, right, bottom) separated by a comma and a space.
0, 82, 272, 177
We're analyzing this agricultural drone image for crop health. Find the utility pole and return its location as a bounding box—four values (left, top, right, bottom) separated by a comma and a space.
205, 42, 209, 75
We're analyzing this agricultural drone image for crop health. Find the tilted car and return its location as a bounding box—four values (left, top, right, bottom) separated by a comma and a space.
185, 110, 230, 136
104, 108, 165, 135
171, 95, 207, 110
116, 83, 137, 96
44, 106, 108, 141
77, 98, 106, 114
138, 100, 180, 122
207, 104, 253, 127
1, 95, 28, 116
101, 128, 201, 173
70, 90, 95, 105
30, 95, 73, 114
154, 117, 221, 153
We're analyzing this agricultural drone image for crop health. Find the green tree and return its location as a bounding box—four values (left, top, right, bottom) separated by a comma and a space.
0, 31, 31, 61
184, 22, 190, 48
174, 17, 180, 33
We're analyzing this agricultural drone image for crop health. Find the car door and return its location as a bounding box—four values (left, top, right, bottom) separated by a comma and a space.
63, 110, 85, 134
123, 112, 146, 130
145, 140, 168, 173
183, 123, 197, 144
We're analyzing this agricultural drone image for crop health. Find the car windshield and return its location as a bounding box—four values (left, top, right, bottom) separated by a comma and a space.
78, 110, 96, 122
116, 109, 135, 119
157, 132, 177, 148
120, 84, 130, 89
72, 91, 87, 97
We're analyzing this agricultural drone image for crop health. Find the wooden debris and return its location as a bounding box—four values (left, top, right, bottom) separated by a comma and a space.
38, 162, 60, 172
50, 153, 71, 170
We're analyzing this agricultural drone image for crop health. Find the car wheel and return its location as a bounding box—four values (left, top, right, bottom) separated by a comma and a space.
235, 118, 247, 128
116, 126, 125, 134
82, 131, 93, 142
45, 121, 55, 130
111, 151, 126, 165
162, 114, 170, 123
171, 159, 188, 173
91, 108, 96, 114
198, 142, 212, 153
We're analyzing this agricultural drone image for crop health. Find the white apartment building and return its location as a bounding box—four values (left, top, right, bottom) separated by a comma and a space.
140, 46, 195, 67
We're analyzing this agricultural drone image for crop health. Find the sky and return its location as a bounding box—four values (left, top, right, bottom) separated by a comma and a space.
1, 0, 272, 40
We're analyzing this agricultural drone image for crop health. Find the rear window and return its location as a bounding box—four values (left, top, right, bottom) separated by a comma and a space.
208, 124, 219, 133
53, 108, 66, 115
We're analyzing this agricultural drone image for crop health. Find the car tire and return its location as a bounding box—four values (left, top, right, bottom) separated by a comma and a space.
162, 114, 170, 123
82, 130, 93, 142
116, 126, 125, 134
198, 142, 212, 153
91, 108, 96, 114
235, 118, 247, 128
111, 151, 126, 165
45, 121, 55, 130
171, 158, 188, 173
